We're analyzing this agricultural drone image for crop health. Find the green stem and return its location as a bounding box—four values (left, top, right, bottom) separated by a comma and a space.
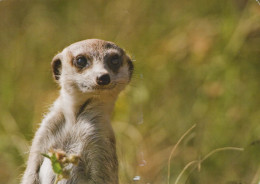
54, 175, 59, 184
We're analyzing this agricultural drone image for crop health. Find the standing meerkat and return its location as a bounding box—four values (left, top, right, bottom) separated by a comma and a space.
21, 39, 134, 184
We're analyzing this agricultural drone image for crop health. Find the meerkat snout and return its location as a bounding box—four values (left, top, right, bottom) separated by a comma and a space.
96, 73, 111, 85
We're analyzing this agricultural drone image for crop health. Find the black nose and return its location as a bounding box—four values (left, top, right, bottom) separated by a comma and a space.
96, 74, 110, 85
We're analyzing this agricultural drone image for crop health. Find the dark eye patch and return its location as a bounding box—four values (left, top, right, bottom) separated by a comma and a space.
110, 55, 120, 65
107, 53, 122, 73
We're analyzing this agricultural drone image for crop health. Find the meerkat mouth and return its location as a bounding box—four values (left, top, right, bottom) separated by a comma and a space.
80, 83, 117, 91
94, 83, 116, 91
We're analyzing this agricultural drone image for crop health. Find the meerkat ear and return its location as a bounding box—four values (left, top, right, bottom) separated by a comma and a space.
51, 53, 62, 81
126, 55, 134, 78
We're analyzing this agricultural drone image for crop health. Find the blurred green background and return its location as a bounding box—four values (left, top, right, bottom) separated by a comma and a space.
0, 0, 260, 183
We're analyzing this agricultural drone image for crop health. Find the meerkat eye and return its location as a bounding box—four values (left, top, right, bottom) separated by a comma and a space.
110, 55, 121, 66
107, 54, 122, 73
74, 56, 89, 68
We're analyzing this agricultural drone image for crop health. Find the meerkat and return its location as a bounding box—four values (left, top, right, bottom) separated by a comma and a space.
21, 39, 134, 184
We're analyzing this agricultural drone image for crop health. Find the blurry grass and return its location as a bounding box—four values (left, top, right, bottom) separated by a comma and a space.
0, 0, 260, 183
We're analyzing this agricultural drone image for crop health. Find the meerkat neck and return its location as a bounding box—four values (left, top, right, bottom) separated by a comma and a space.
58, 89, 116, 124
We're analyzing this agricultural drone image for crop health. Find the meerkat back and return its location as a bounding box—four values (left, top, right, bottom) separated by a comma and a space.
21, 39, 133, 184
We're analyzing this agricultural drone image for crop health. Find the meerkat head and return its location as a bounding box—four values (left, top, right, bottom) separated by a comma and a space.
51, 39, 133, 99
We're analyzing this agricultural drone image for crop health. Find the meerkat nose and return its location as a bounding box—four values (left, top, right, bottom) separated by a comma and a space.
96, 74, 111, 86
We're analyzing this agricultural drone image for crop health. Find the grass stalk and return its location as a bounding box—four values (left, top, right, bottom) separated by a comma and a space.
175, 147, 244, 184
167, 124, 196, 184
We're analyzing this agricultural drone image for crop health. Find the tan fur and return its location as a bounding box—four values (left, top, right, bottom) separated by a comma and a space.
21, 39, 133, 184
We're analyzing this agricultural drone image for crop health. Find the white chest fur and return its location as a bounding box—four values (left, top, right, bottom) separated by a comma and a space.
38, 113, 115, 184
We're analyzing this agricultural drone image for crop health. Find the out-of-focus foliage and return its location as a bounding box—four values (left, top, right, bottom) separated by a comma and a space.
0, 0, 260, 183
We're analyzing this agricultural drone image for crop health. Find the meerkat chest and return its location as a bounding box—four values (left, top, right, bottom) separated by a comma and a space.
40, 118, 115, 184
54, 119, 104, 152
